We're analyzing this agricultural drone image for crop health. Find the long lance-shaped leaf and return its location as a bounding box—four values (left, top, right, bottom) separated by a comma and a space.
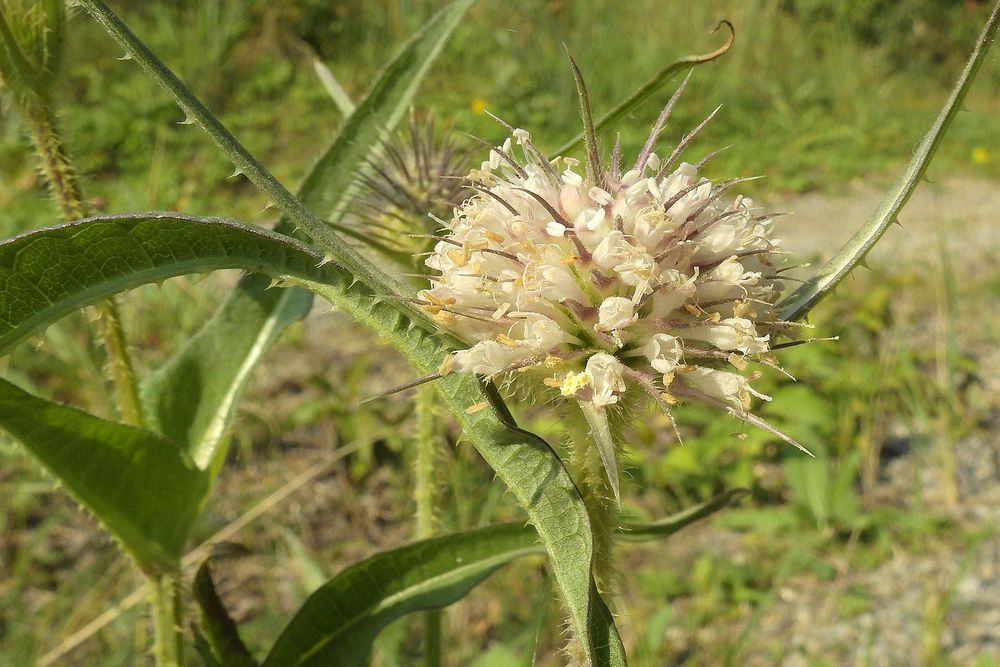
0, 213, 625, 664
293, 276, 628, 666
554, 21, 734, 157
194, 562, 259, 667
264, 488, 743, 666
129, 0, 474, 471
0, 377, 208, 573
0, 214, 335, 355
262, 523, 543, 667
75, 2, 623, 658
778, 2, 1000, 322
294, 0, 476, 227
141, 278, 311, 472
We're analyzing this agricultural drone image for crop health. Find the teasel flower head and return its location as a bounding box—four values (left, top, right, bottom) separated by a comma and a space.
419, 72, 809, 499
349, 109, 473, 267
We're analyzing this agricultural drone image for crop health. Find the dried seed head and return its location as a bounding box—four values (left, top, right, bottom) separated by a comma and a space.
348, 110, 473, 263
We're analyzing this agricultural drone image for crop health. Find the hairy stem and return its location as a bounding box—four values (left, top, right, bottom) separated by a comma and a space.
565, 410, 618, 599
24, 105, 144, 427
149, 573, 182, 667
414, 383, 443, 666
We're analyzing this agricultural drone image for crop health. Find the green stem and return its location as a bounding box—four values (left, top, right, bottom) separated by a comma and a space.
93, 298, 144, 426
23, 102, 145, 427
78, 0, 403, 301
414, 384, 443, 666
414, 384, 441, 540
149, 573, 182, 667
566, 409, 618, 599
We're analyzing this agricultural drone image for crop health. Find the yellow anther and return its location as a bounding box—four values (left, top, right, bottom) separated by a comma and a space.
424, 293, 457, 307
728, 353, 748, 370
438, 355, 456, 376
559, 371, 590, 397
496, 333, 520, 348
447, 248, 470, 266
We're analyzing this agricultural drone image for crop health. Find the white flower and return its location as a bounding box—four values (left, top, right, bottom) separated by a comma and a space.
596, 297, 637, 334
585, 353, 627, 407
423, 96, 802, 455
643, 334, 684, 374
681, 366, 772, 413
683, 318, 769, 355
452, 341, 525, 376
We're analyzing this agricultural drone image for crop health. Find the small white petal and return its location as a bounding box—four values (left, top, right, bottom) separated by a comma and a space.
596, 296, 637, 332
589, 186, 612, 206
643, 333, 683, 373
545, 220, 567, 237
585, 353, 627, 407
562, 168, 584, 187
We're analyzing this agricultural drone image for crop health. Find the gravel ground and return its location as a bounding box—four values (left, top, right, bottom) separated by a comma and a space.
648, 176, 1000, 666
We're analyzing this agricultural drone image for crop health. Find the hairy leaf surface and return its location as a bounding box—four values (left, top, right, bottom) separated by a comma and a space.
0, 378, 208, 572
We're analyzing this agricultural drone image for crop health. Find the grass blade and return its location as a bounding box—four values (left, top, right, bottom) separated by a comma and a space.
554, 20, 734, 157
0, 377, 208, 572
312, 57, 356, 117
777, 2, 1000, 321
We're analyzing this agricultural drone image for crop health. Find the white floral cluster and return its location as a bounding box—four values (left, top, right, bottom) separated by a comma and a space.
419, 124, 790, 432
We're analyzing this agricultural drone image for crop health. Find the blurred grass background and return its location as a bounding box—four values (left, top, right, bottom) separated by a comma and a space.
2, 1, 1000, 665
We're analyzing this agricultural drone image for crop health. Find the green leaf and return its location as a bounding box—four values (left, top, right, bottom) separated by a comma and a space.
262, 523, 543, 667
263, 497, 736, 667
618, 488, 749, 542
0, 212, 625, 661
0, 213, 334, 356
0, 377, 208, 572
194, 562, 259, 667
139, 0, 473, 471
553, 21, 734, 157
777, 4, 1000, 321
294, 277, 627, 666
296, 0, 477, 237
141, 276, 311, 471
